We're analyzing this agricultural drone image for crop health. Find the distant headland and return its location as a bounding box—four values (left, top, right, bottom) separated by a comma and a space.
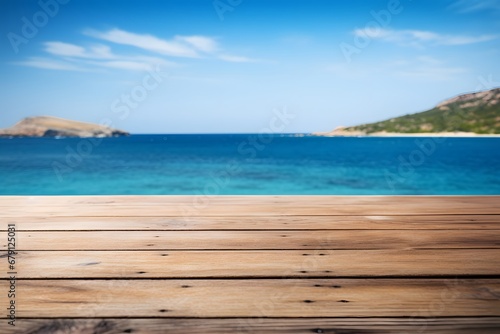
316, 87, 500, 137
0, 116, 129, 138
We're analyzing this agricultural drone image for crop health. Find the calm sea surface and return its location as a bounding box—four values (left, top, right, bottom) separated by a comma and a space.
0, 135, 499, 195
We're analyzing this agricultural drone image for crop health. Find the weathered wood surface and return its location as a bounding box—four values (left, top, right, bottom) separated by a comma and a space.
2, 196, 500, 216
0, 195, 497, 208
13, 318, 500, 334
2, 215, 500, 231
0, 196, 499, 333
1, 279, 499, 317
2, 249, 500, 278
3, 229, 500, 250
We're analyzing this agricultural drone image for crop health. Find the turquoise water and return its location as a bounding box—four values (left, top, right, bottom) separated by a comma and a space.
0, 135, 499, 195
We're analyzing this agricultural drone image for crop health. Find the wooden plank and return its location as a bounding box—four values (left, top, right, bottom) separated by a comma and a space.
12, 318, 500, 334
1, 196, 499, 216
2, 215, 500, 231
3, 249, 500, 278
3, 230, 499, 250
1, 196, 498, 327
1, 195, 498, 208
1, 279, 499, 317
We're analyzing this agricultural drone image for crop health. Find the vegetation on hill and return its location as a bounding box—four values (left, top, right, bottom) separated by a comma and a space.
344, 88, 500, 134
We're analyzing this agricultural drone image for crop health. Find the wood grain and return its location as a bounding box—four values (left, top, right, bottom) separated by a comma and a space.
2, 215, 499, 231
3, 249, 499, 278
13, 318, 500, 334
0, 195, 497, 208
1, 195, 498, 331
1, 279, 499, 317
3, 230, 499, 250
1, 196, 499, 216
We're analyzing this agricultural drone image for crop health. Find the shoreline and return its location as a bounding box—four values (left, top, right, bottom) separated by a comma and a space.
312, 131, 500, 138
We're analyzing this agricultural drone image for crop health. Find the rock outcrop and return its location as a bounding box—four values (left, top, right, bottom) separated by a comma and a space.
0, 116, 129, 138
436, 88, 499, 110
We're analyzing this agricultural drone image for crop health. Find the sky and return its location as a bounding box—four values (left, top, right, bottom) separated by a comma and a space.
0, 0, 499, 133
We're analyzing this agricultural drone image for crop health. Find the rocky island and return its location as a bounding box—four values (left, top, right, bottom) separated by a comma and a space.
0, 116, 129, 138
317, 87, 500, 136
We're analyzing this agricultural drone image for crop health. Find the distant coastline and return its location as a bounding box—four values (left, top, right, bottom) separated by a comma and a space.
317, 88, 500, 137
312, 131, 500, 137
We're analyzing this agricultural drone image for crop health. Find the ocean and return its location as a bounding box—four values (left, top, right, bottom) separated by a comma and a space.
0, 135, 499, 195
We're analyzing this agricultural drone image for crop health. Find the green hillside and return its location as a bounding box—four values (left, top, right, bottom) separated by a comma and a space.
345, 88, 500, 134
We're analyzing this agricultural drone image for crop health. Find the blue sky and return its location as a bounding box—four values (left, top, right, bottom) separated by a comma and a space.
1, 0, 499, 133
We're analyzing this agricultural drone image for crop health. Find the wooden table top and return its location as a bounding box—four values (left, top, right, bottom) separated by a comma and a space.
1, 196, 499, 333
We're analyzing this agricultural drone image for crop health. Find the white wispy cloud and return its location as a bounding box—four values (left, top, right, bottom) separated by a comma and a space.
16, 28, 257, 72
42, 40, 177, 72
44, 42, 115, 59
439, 34, 499, 45
84, 28, 202, 58
353, 28, 498, 47
13, 57, 85, 71
176, 36, 219, 53
448, 0, 500, 13
89, 56, 176, 71
19, 44, 176, 72
85, 28, 253, 62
